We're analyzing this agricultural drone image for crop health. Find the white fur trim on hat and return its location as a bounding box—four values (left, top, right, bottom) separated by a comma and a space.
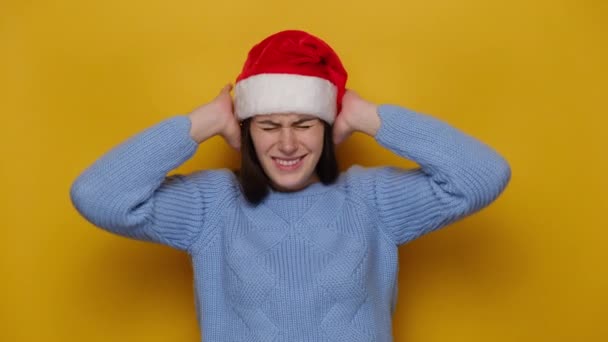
234, 73, 337, 123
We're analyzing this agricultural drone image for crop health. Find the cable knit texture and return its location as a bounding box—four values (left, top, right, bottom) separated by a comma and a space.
70, 104, 511, 341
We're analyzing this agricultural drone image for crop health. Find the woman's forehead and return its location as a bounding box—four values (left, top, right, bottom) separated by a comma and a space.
252, 113, 318, 123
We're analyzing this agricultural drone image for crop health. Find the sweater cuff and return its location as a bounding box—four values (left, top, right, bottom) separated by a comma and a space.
374, 104, 443, 157
132, 115, 199, 173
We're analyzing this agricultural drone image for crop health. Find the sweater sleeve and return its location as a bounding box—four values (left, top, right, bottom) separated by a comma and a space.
69, 115, 233, 252
348, 104, 512, 245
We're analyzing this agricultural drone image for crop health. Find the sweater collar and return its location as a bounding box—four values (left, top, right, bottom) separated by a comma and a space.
265, 180, 331, 200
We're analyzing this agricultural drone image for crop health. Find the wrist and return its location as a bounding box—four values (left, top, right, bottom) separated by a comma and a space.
354, 103, 380, 137
188, 110, 223, 144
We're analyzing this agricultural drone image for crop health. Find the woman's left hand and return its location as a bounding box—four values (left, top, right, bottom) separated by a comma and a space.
332, 89, 381, 144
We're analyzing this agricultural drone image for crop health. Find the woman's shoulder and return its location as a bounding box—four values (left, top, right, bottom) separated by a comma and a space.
335, 165, 378, 194
338, 164, 411, 195
340, 164, 384, 183
183, 168, 241, 195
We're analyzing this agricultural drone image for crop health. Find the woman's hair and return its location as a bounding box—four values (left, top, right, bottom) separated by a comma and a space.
238, 118, 339, 205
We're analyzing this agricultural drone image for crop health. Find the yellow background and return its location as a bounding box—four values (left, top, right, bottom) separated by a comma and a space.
1, 0, 606, 341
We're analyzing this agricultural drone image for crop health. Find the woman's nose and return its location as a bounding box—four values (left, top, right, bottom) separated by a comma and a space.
278, 128, 297, 154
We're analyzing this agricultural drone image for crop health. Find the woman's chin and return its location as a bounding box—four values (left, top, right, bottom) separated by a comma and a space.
271, 180, 306, 192
270, 175, 316, 193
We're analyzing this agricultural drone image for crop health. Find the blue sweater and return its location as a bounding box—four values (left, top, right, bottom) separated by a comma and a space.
70, 104, 511, 341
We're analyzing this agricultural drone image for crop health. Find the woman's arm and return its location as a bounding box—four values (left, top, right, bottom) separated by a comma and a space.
338, 91, 512, 245
70, 85, 240, 252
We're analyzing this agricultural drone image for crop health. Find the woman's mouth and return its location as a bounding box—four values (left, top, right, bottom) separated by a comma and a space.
272, 155, 306, 171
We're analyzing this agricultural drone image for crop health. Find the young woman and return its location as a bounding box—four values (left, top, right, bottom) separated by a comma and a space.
71, 30, 511, 341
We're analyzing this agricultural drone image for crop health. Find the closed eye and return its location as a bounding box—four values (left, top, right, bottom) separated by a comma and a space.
259, 125, 313, 131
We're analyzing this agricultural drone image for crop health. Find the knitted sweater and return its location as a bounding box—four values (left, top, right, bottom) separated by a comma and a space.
70, 104, 511, 341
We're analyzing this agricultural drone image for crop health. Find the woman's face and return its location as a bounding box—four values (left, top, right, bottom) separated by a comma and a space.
250, 113, 325, 192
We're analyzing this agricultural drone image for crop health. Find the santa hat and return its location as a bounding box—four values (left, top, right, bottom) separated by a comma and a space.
234, 30, 347, 124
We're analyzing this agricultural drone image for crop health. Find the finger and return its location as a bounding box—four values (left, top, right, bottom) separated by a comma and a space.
225, 135, 240, 150
224, 121, 241, 150
333, 132, 346, 145
218, 84, 232, 97
332, 117, 348, 145
226, 133, 240, 150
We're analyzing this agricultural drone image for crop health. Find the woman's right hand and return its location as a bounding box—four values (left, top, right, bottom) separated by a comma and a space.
188, 84, 241, 149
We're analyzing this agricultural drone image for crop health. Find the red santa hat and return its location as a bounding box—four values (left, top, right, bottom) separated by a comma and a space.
234, 30, 348, 124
